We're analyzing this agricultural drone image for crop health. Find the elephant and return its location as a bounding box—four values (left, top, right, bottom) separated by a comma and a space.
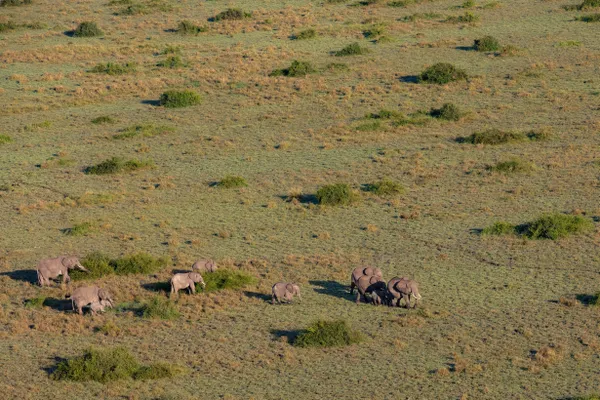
192, 259, 217, 274
88, 299, 112, 316
37, 256, 88, 287
371, 288, 391, 306
171, 272, 205, 296
387, 277, 422, 309
271, 282, 301, 304
355, 275, 386, 304
70, 285, 114, 315
350, 266, 383, 294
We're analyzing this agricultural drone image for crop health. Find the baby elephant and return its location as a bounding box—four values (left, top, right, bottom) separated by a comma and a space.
355, 275, 386, 304
88, 299, 112, 316
71, 285, 114, 315
350, 266, 383, 294
387, 277, 422, 309
271, 282, 301, 304
192, 259, 217, 274
171, 272, 205, 296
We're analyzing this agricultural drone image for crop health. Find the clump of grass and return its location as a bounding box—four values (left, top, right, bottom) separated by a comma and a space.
63, 222, 93, 236
25, 296, 46, 309
0, 21, 17, 32
366, 179, 405, 196
118, 4, 148, 15
474, 35, 500, 52
334, 42, 369, 56
400, 12, 442, 21
162, 45, 181, 54
198, 270, 257, 292
177, 20, 207, 35
481, 221, 515, 236
293, 28, 317, 40
355, 121, 382, 131
325, 62, 349, 72
0, 134, 13, 144
565, 0, 600, 10
112, 253, 169, 275
366, 109, 404, 120
89, 62, 137, 75
91, 116, 115, 124
142, 296, 180, 320
462, 129, 524, 145
270, 60, 316, 77
419, 63, 468, 84
488, 159, 535, 174
523, 214, 593, 240
316, 184, 357, 206
213, 8, 251, 21
570, 396, 600, 400
132, 363, 186, 380
71, 252, 114, 280
157, 55, 185, 68
159, 90, 202, 108
72, 21, 103, 37
0, 0, 31, 6
388, 0, 416, 7
85, 157, 154, 175
445, 11, 480, 23
113, 124, 173, 140
363, 25, 385, 39
294, 320, 363, 348
576, 13, 600, 22
429, 103, 462, 121
217, 175, 247, 188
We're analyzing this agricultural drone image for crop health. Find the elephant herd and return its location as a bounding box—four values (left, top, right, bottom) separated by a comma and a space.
35, 255, 421, 314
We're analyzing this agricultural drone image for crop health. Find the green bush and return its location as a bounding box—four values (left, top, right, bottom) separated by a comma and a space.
91, 116, 115, 124
270, 60, 316, 77
578, 0, 600, 9
177, 20, 207, 35
523, 214, 593, 240
90, 62, 137, 75
113, 124, 173, 139
63, 222, 93, 236
157, 55, 185, 68
216, 175, 247, 188
419, 63, 467, 84
316, 183, 357, 206
445, 11, 480, 23
463, 129, 524, 145
294, 29, 317, 40
294, 320, 363, 348
363, 25, 385, 39
24, 296, 46, 308
488, 159, 535, 174
213, 8, 251, 21
72, 21, 103, 37
474, 36, 500, 52
71, 252, 115, 280
118, 4, 148, 15
142, 296, 180, 320
113, 253, 169, 275
334, 42, 368, 56
429, 103, 462, 121
198, 269, 257, 292
577, 13, 600, 22
133, 363, 186, 380
0, 134, 13, 144
85, 157, 154, 174
481, 221, 515, 236
366, 179, 405, 196
162, 45, 181, 54
159, 90, 202, 108
0, 21, 17, 32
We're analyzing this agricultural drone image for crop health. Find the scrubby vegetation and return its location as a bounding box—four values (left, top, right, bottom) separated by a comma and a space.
197, 269, 257, 292
0, 134, 13, 144
91, 116, 115, 124
63, 222, 93, 236
113, 124, 173, 139
316, 184, 357, 206
216, 175, 247, 188
445, 11, 479, 23
429, 103, 462, 121
366, 179, 405, 196
177, 20, 207, 35
89, 62, 137, 75
481, 221, 516, 236
213, 8, 251, 21
474, 35, 500, 52
84, 157, 154, 174
419, 63, 468, 84
334, 42, 368, 56
157, 55, 185, 68
462, 129, 524, 145
483, 214, 594, 240
0, 21, 17, 32
72, 21, 103, 37
159, 90, 202, 108
576, 13, 600, 21
488, 159, 535, 174
142, 296, 180, 320
293, 29, 317, 40
294, 320, 363, 348
270, 60, 315, 77
70, 252, 169, 280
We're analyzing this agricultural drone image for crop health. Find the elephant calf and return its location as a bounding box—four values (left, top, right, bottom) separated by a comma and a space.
192, 259, 217, 274
88, 299, 112, 316
350, 266, 383, 294
387, 277, 422, 309
37, 256, 88, 287
71, 286, 114, 315
355, 275, 386, 304
271, 282, 301, 304
171, 272, 205, 296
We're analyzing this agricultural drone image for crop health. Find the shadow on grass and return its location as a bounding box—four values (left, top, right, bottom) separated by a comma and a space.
576, 294, 599, 306
270, 329, 302, 344
43, 356, 68, 376
399, 75, 419, 83
244, 291, 271, 303
113, 302, 144, 316
141, 99, 161, 106
141, 282, 170, 293
43, 298, 73, 312
278, 194, 318, 204
455, 46, 475, 51
310, 280, 352, 301
0, 269, 38, 284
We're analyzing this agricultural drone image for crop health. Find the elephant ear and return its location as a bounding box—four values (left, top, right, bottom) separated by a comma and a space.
285, 283, 294, 293
61, 257, 70, 268
363, 267, 374, 276
369, 276, 379, 284
98, 288, 109, 300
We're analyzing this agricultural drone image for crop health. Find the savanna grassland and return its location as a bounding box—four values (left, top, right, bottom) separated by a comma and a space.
1, 0, 600, 398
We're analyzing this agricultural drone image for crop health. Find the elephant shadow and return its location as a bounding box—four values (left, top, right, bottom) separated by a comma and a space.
42, 298, 73, 312
310, 280, 353, 302
576, 294, 599, 306
244, 291, 271, 303
141, 282, 170, 293
271, 329, 302, 345
43, 356, 68, 376
0, 269, 38, 284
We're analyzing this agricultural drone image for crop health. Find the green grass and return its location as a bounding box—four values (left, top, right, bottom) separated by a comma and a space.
63, 222, 93, 236
576, 13, 600, 21
0, 134, 13, 144
293, 29, 317, 40
294, 320, 363, 348
213, 8, 251, 21
0, 21, 17, 32
112, 253, 169, 275
488, 159, 535, 174
24, 296, 46, 309
334, 42, 368, 56
0, 0, 31, 7
419, 63, 468, 84
445, 11, 480, 23
197, 269, 257, 292
365, 179, 405, 196
132, 363, 186, 380
84, 157, 154, 174
157, 55, 186, 68
113, 124, 174, 139
474, 36, 500, 52
216, 175, 247, 188
270, 60, 316, 77
91, 116, 115, 124
462, 129, 524, 145
316, 184, 357, 206
89, 62, 137, 75
522, 214, 594, 240
177, 20, 207, 35
72, 21, 103, 37
142, 296, 180, 320
159, 90, 202, 108
429, 103, 462, 121
71, 252, 115, 280
481, 221, 516, 236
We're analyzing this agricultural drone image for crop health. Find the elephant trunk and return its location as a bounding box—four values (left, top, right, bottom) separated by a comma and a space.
413, 292, 422, 300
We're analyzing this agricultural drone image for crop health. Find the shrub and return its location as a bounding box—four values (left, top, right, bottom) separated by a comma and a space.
113, 124, 173, 139
294, 29, 317, 40
522, 214, 593, 240
119, 4, 148, 15
157, 55, 185, 68
463, 129, 524, 145
177, 20, 207, 35
132, 363, 186, 380
25, 296, 46, 308
213, 8, 251, 21
51, 348, 140, 383
326, 63, 349, 72
162, 45, 181, 54
366, 109, 404, 120
334, 42, 368, 56
198, 269, 257, 292
142, 296, 180, 320
488, 159, 535, 174
63, 222, 93, 236
481, 221, 515, 236
355, 121, 382, 131
91, 116, 115, 124
429, 103, 462, 121
577, 13, 600, 22
90, 62, 137, 75
0, 0, 30, 6
71, 252, 114, 280
217, 175, 247, 188
388, 0, 416, 7
159, 90, 202, 108
85, 157, 154, 174
527, 127, 551, 141
419, 63, 468, 84
474, 36, 500, 52
270, 60, 316, 77
366, 179, 405, 196
72, 21, 103, 37
294, 320, 363, 348
112, 253, 169, 275
0, 21, 17, 32
316, 183, 357, 206
445, 12, 479, 23
363, 25, 385, 39
0, 134, 13, 144
578, 0, 600, 9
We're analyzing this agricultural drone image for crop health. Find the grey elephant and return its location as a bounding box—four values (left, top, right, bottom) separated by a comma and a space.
171, 272, 205, 296
355, 275, 386, 304
387, 277, 422, 308
350, 266, 383, 294
371, 288, 391, 306
88, 299, 112, 316
70, 285, 114, 315
192, 259, 217, 274
271, 282, 301, 304
37, 256, 88, 287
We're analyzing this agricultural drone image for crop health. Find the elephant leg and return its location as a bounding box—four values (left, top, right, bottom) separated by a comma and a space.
403, 294, 410, 309
412, 295, 418, 309
189, 284, 196, 295
355, 291, 362, 304
271, 296, 276, 305
350, 282, 355, 294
